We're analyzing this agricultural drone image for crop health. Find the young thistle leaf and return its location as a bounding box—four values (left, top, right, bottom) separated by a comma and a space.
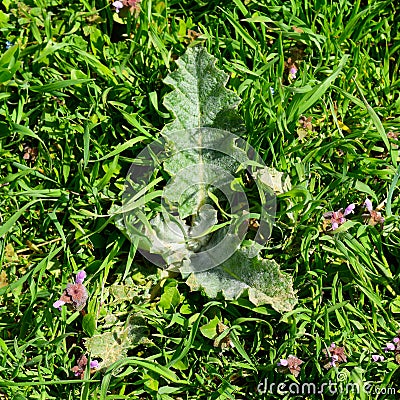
162, 47, 241, 134
161, 47, 244, 218
186, 245, 298, 312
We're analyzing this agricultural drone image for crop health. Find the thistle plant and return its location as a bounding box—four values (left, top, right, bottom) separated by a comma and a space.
114, 47, 297, 312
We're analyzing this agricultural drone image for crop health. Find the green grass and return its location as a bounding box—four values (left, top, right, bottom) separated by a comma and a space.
0, 0, 400, 399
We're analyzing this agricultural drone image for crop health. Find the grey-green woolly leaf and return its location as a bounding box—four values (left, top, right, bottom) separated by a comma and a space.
162, 126, 246, 218
185, 244, 297, 312
188, 205, 217, 239
85, 331, 128, 368
163, 149, 238, 219
146, 213, 192, 268
254, 167, 291, 194
162, 127, 246, 179
210, 108, 246, 135
109, 284, 146, 303
160, 47, 243, 217
162, 47, 241, 134
142, 206, 218, 269
85, 316, 148, 368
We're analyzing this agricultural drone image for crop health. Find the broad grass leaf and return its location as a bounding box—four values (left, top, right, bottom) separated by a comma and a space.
30, 79, 92, 93
287, 55, 349, 123
159, 286, 181, 311
0, 199, 42, 238
82, 313, 97, 337
199, 315, 220, 339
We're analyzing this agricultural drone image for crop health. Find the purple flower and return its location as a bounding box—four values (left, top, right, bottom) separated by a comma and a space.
71, 356, 100, 378
363, 198, 385, 226
278, 359, 288, 366
75, 270, 86, 284
384, 343, 395, 352
322, 343, 347, 369
393, 337, 400, 344
72, 355, 88, 379
90, 360, 100, 369
112, 1, 123, 13
126, 0, 142, 15
364, 198, 373, 212
331, 222, 338, 230
289, 65, 298, 79
330, 354, 339, 367
372, 354, 384, 362
323, 205, 354, 231
53, 300, 65, 311
53, 272, 89, 312
277, 355, 303, 377
65, 283, 88, 309
343, 204, 355, 216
